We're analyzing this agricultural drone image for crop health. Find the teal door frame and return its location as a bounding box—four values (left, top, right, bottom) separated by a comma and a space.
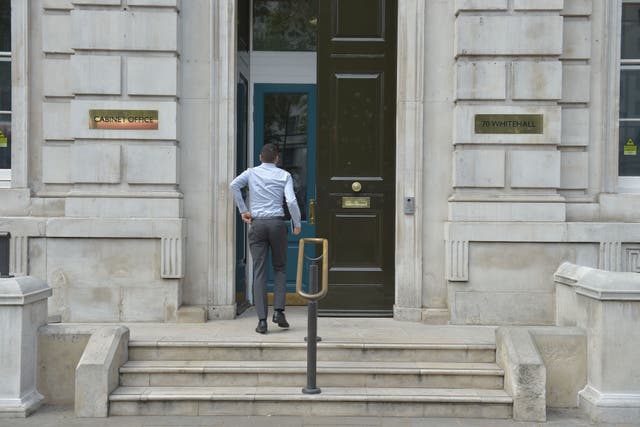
253, 83, 317, 294
235, 74, 250, 314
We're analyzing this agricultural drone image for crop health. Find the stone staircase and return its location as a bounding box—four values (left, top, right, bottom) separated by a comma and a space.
108, 339, 513, 418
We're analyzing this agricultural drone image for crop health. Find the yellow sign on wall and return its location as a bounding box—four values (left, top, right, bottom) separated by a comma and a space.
0, 130, 7, 148
624, 138, 637, 156
474, 114, 544, 134
89, 110, 159, 130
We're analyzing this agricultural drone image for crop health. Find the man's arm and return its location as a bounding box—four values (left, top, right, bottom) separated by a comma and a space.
230, 170, 251, 223
284, 174, 302, 235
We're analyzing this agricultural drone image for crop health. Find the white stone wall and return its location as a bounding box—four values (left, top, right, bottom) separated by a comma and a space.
0, 0, 638, 326
0, 0, 184, 321
442, 0, 631, 325
452, 0, 570, 218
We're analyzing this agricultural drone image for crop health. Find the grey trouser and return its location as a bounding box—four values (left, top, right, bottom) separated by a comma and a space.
248, 218, 287, 320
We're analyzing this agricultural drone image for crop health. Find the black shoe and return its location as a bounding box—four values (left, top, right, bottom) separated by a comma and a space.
272, 310, 290, 328
255, 319, 267, 334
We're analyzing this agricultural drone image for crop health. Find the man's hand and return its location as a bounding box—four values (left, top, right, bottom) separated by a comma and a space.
293, 226, 301, 235
241, 212, 252, 224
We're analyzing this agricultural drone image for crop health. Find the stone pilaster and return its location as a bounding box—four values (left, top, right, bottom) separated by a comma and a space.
445, 240, 469, 282
208, 0, 237, 320
394, 0, 425, 321
599, 241, 622, 272
9, 235, 27, 276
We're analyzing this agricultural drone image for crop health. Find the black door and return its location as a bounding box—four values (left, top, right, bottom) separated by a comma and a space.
317, 0, 397, 316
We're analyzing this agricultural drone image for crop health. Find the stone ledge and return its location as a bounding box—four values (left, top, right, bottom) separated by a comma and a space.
0, 276, 52, 306
579, 386, 640, 424
555, 262, 640, 301
75, 326, 129, 417
495, 327, 546, 422
0, 217, 185, 238
445, 221, 640, 242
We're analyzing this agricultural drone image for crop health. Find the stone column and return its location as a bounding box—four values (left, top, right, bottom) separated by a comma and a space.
0, 276, 51, 417
555, 263, 640, 423
208, 0, 237, 320
394, 0, 425, 321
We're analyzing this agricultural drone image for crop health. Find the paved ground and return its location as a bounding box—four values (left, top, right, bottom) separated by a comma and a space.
120, 306, 497, 344
1, 405, 638, 427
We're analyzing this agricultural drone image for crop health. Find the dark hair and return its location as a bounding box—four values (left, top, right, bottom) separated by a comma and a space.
260, 143, 279, 163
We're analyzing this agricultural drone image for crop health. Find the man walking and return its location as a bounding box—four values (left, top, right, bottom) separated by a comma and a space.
230, 143, 302, 334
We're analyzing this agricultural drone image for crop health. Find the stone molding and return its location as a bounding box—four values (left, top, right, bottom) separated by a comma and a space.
9, 235, 28, 277
626, 247, 640, 272
446, 223, 640, 284
0, 217, 185, 280
579, 386, 640, 424
161, 236, 184, 279
599, 241, 622, 272
556, 262, 640, 301
445, 240, 468, 282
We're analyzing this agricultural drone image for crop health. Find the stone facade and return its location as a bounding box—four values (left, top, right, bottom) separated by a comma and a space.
0, 0, 637, 326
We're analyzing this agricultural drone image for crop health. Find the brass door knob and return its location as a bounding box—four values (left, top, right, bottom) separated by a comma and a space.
352, 182, 362, 192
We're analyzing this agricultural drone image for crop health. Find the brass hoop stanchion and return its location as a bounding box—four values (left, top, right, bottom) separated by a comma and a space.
295, 238, 329, 395
296, 238, 329, 301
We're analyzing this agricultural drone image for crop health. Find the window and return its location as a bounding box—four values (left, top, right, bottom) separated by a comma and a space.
253, 0, 317, 51
0, 1, 10, 186
619, 2, 640, 190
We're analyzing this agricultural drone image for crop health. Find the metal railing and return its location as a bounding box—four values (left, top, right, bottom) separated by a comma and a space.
295, 238, 329, 394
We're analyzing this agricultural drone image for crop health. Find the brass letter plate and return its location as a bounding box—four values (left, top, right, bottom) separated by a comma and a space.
90, 109, 159, 130
474, 114, 543, 134
342, 197, 371, 209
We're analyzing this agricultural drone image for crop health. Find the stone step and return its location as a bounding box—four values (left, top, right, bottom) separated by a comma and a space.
119, 360, 505, 389
128, 341, 496, 363
108, 386, 513, 418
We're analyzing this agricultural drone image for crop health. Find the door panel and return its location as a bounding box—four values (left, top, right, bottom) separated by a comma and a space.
318, 0, 396, 315
331, 73, 384, 178
334, 0, 384, 39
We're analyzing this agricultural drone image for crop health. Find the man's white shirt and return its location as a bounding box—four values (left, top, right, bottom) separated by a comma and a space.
230, 162, 302, 229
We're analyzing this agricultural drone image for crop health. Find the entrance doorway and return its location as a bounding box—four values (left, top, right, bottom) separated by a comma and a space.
316, 0, 397, 316
236, 0, 397, 316
253, 83, 317, 302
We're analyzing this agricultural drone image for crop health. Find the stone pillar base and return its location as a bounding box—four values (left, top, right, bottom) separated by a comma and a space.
393, 305, 422, 321
579, 385, 640, 424
177, 305, 207, 323
0, 391, 43, 418
207, 304, 236, 320
393, 306, 450, 323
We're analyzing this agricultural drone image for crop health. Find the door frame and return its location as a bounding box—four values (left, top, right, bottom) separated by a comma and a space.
210, 0, 426, 321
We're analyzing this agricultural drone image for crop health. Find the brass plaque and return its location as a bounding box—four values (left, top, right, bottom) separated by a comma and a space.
342, 197, 371, 208
475, 114, 543, 134
89, 109, 159, 130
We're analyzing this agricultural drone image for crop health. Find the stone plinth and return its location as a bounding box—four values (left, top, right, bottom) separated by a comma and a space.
554, 263, 640, 423
0, 276, 52, 417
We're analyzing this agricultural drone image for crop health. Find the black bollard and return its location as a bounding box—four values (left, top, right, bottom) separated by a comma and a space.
302, 262, 321, 394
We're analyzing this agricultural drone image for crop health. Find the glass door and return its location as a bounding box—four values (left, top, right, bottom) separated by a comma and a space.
253, 83, 317, 301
